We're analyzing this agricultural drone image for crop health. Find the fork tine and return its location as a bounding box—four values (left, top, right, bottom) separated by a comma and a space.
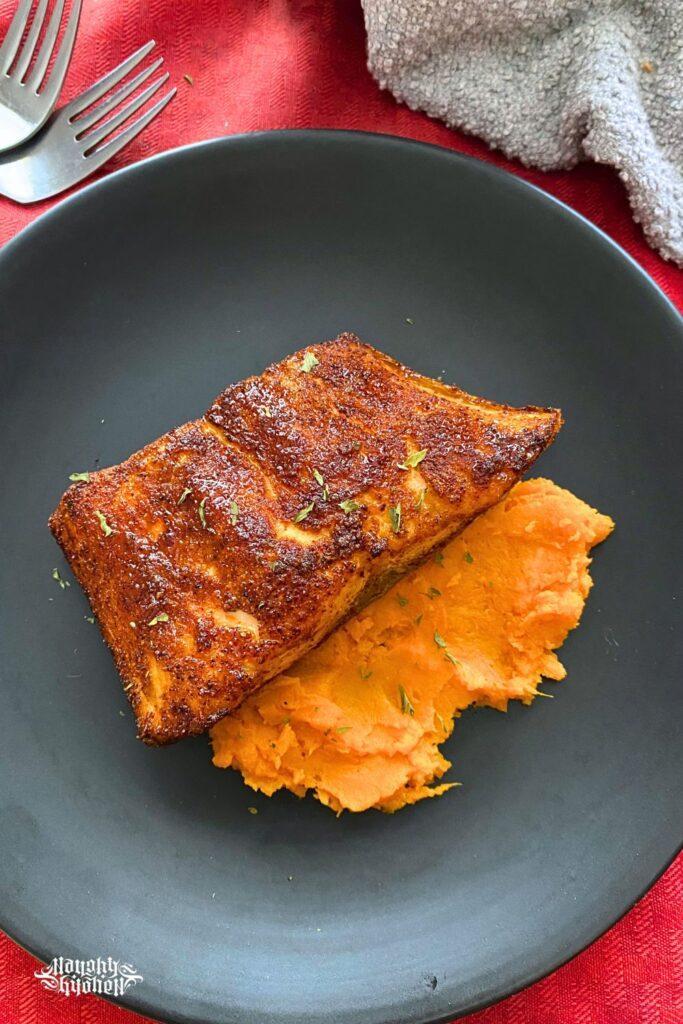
0, 0, 34, 74
13, 0, 48, 81
27, 0, 81, 94
83, 87, 176, 170
73, 57, 164, 135
80, 73, 170, 151
24, 0, 63, 89
63, 40, 156, 119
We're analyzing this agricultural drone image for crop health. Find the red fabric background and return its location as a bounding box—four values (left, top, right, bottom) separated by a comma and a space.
0, 1, 681, 1022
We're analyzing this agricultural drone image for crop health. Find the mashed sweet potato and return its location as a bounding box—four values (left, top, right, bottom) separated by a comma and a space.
211, 479, 613, 812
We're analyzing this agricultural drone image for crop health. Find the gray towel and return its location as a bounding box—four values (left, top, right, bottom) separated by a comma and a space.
362, 0, 683, 266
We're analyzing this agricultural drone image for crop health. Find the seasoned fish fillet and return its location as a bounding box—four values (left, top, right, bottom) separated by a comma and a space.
50, 334, 562, 744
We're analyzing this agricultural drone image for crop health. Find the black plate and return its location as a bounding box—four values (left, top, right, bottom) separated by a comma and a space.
1, 131, 681, 1024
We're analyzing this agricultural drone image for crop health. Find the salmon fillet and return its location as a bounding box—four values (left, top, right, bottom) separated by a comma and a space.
49, 333, 562, 744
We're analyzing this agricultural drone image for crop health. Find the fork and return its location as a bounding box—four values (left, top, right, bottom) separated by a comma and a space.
0, 0, 83, 152
0, 40, 175, 202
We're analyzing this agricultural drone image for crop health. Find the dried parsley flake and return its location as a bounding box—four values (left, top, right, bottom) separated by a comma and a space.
300, 352, 320, 373
312, 470, 330, 501
94, 510, 113, 537
198, 497, 208, 528
69, 471, 90, 483
148, 612, 169, 626
294, 501, 315, 523
398, 449, 427, 470
398, 684, 415, 716
52, 568, 70, 589
178, 487, 192, 505
339, 499, 362, 513
388, 503, 402, 533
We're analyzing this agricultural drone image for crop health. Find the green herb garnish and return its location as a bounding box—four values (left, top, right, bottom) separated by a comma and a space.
178, 487, 192, 505
198, 497, 208, 528
85, 615, 95, 624
294, 501, 315, 523
398, 684, 415, 716
313, 469, 330, 501
148, 612, 169, 626
426, 586, 441, 599
229, 500, 239, 526
414, 613, 423, 626
396, 595, 408, 607
434, 551, 444, 566
463, 551, 474, 564
433, 630, 447, 649
405, 317, 414, 325
444, 651, 460, 666
300, 352, 320, 373
52, 568, 70, 589
388, 503, 402, 533
69, 472, 90, 483
359, 667, 373, 680
415, 487, 427, 509
337, 726, 351, 734
339, 499, 362, 513
398, 449, 427, 470
94, 510, 113, 537
259, 405, 273, 417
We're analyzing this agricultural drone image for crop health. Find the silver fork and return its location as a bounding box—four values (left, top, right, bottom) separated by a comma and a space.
0, 40, 175, 202
0, 0, 83, 152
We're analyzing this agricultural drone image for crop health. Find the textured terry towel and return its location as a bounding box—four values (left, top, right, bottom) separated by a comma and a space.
362, 0, 683, 266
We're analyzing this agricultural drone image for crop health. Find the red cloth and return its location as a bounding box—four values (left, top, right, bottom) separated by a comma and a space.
0, 1, 681, 1022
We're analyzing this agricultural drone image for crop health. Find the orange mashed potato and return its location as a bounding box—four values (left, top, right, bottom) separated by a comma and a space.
211, 479, 613, 813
